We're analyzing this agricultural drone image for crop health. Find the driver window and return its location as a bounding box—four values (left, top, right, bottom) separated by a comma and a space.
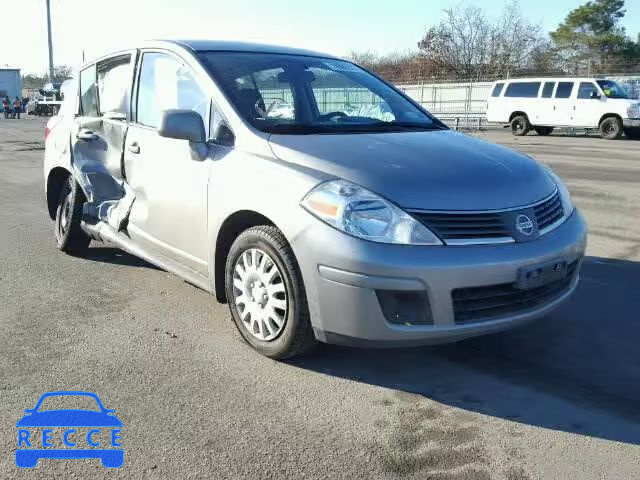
308, 67, 395, 121
136, 52, 208, 129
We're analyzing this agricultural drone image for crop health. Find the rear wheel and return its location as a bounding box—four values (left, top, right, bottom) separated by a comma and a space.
225, 226, 315, 359
511, 115, 530, 136
600, 116, 622, 140
534, 126, 553, 136
54, 176, 91, 254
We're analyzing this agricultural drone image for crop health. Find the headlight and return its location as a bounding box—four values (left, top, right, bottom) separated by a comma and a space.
544, 167, 574, 217
301, 179, 442, 245
627, 103, 640, 119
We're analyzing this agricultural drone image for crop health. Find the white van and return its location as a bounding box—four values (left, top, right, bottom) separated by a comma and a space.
486, 77, 640, 140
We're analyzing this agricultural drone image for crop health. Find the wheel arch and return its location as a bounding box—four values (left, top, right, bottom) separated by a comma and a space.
598, 113, 622, 126
46, 167, 72, 219
213, 210, 278, 303
509, 111, 529, 122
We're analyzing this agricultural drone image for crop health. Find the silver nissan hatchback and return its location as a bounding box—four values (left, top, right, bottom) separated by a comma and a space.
44, 40, 587, 358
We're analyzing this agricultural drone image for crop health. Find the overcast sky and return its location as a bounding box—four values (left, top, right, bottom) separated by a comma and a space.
2, 0, 640, 74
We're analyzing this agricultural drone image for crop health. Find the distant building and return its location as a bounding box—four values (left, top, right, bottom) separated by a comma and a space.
0, 68, 23, 111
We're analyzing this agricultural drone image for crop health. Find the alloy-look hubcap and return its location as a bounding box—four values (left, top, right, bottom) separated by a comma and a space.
232, 248, 287, 341
59, 192, 71, 235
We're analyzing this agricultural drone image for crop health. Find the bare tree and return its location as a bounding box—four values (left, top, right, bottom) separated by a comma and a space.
417, 1, 550, 80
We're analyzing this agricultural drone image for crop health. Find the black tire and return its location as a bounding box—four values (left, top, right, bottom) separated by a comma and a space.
624, 127, 640, 140
511, 115, 530, 136
54, 176, 91, 254
534, 126, 553, 136
600, 116, 622, 140
225, 225, 315, 359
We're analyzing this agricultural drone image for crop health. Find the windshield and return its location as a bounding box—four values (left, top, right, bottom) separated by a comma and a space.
198, 52, 444, 134
596, 80, 630, 99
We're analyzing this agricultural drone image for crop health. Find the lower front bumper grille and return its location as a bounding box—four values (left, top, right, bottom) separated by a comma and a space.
452, 260, 579, 323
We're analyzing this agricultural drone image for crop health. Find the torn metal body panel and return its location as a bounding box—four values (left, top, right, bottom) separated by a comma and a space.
71, 117, 135, 231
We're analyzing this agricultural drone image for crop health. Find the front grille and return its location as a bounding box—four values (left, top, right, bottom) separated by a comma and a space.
451, 260, 578, 323
409, 189, 565, 245
409, 211, 510, 241
534, 191, 564, 231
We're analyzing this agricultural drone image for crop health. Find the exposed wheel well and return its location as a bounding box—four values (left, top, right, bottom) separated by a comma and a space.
214, 210, 276, 303
509, 111, 528, 122
598, 113, 622, 127
46, 167, 71, 219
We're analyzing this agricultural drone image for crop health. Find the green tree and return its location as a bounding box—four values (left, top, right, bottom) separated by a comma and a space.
550, 0, 640, 69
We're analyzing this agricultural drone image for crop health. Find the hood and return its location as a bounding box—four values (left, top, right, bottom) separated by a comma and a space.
268, 130, 555, 210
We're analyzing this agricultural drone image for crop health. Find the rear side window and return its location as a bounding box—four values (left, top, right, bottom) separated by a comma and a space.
79, 64, 98, 117
555, 82, 574, 98
491, 83, 504, 97
97, 55, 132, 116
541, 82, 555, 98
577, 82, 599, 99
504, 82, 541, 98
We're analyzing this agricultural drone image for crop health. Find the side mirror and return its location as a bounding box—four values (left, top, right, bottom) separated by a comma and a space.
590, 91, 601, 99
158, 109, 206, 144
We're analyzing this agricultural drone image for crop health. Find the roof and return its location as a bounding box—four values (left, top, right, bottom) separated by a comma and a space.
164, 39, 339, 59
0, 67, 20, 72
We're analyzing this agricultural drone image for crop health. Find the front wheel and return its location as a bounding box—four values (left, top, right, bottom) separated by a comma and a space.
600, 117, 622, 140
54, 176, 91, 254
225, 226, 315, 359
511, 115, 530, 136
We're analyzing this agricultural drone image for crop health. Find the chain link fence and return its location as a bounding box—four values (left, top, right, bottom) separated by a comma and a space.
369, 58, 640, 129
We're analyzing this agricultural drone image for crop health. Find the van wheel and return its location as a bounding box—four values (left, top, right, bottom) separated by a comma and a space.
511, 115, 530, 136
225, 226, 316, 359
534, 127, 553, 136
600, 117, 622, 140
624, 127, 640, 140
55, 177, 91, 254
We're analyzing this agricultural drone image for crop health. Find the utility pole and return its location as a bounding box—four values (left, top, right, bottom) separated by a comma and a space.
46, 0, 54, 80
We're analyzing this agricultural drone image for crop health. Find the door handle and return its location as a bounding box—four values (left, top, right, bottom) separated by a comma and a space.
127, 142, 140, 154
76, 129, 98, 141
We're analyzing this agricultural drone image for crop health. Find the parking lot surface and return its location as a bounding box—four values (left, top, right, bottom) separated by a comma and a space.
1, 117, 639, 479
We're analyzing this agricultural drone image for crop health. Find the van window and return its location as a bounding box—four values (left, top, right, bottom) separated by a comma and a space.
577, 82, 600, 99
136, 52, 208, 129
97, 55, 131, 116
491, 83, 504, 97
504, 82, 541, 98
555, 82, 574, 99
541, 82, 555, 98
80, 64, 98, 117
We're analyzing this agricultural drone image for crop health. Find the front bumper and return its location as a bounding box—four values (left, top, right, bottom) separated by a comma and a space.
623, 118, 640, 128
291, 210, 587, 347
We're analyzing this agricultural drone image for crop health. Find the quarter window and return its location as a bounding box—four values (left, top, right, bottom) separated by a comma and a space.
541, 82, 555, 98
577, 82, 600, 99
79, 64, 98, 117
555, 82, 574, 99
491, 83, 504, 97
136, 52, 208, 129
97, 56, 132, 116
504, 82, 541, 98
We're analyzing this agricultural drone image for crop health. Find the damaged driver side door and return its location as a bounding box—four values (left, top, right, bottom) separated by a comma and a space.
123, 51, 212, 275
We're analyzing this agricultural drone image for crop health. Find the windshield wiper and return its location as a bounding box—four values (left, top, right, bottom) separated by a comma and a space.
372, 122, 446, 131
263, 124, 334, 134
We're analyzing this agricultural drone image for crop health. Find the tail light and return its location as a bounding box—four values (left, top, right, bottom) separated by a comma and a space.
44, 126, 51, 139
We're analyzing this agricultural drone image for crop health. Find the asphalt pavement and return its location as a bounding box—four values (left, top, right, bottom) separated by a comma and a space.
1, 117, 639, 479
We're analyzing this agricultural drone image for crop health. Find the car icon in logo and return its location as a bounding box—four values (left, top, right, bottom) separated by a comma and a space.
15, 391, 123, 468
515, 214, 535, 236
